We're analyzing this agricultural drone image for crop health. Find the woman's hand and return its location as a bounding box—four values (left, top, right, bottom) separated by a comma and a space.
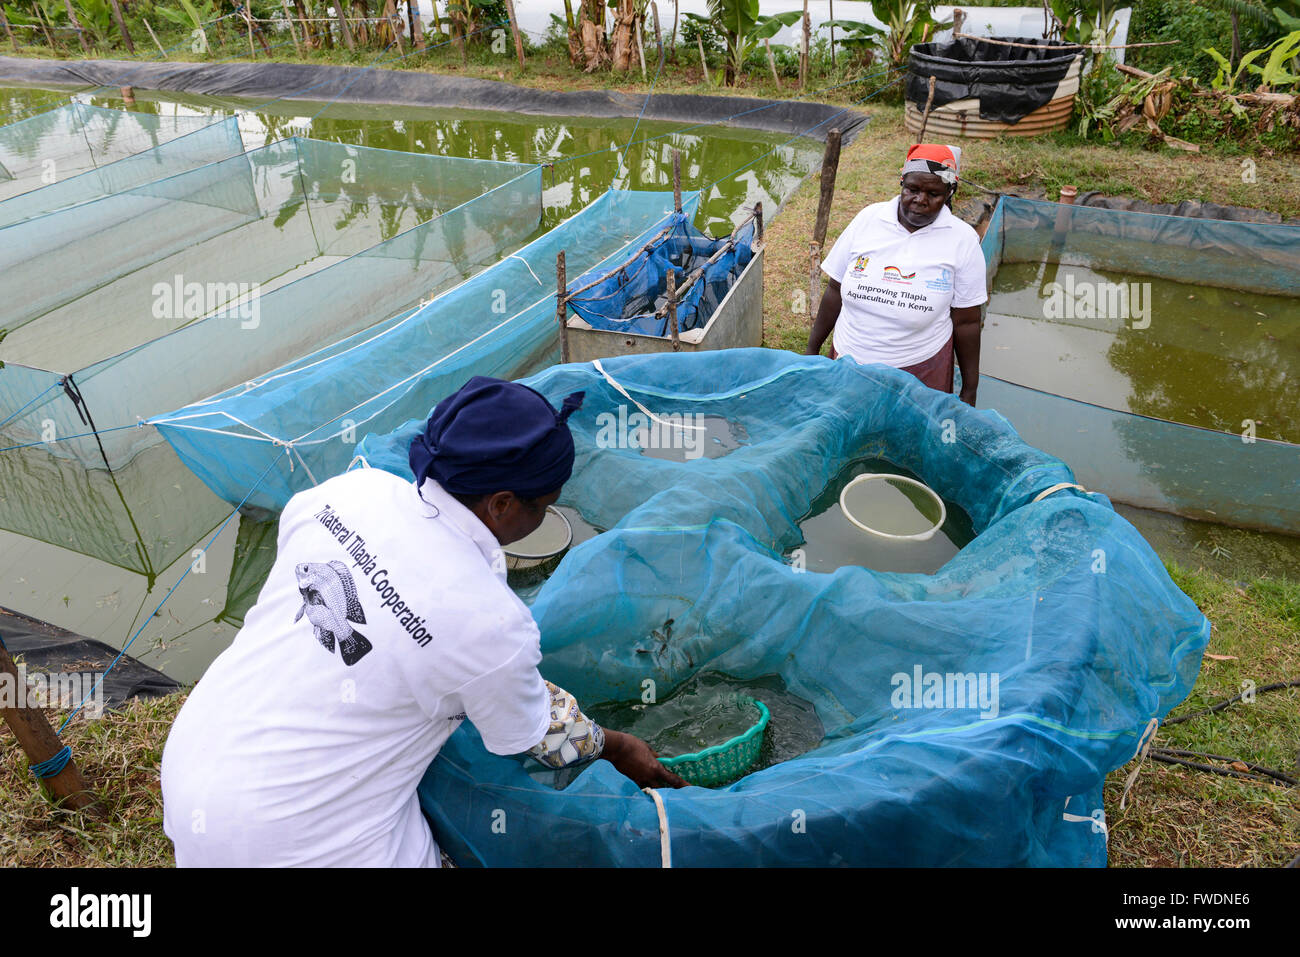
601, 730, 688, 789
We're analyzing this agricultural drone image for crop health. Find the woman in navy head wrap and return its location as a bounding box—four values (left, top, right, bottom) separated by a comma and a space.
409, 375, 587, 547
162, 375, 683, 870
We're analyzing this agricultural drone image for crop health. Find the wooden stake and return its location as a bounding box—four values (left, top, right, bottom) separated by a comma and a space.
35, 4, 60, 52
142, 17, 167, 58
336, 0, 356, 50
800, 0, 810, 90
754, 201, 763, 244
108, 0, 135, 54
696, 33, 709, 84
408, 0, 425, 51
829, 0, 835, 69
556, 251, 570, 364
0, 642, 98, 814
282, 0, 303, 57
634, 14, 647, 80
672, 148, 681, 213
504, 0, 524, 69
765, 38, 781, 89
384, 0, 405, 55
650, 1, 663, 66
919, 75, 937, 142
813, 128, 842, 250
1, 7, 19, 53
64, 0, 91, 55
666, 267, 681, 350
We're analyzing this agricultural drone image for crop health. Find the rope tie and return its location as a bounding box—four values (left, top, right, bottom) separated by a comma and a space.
1032, 482, 1087, 503
642, 787, 672, 867
592, 358, 705, 432
1119, 717, 1160, 811
30, 746, 72, 779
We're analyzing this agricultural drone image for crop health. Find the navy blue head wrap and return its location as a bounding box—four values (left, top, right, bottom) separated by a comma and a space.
409, 376, 585, 498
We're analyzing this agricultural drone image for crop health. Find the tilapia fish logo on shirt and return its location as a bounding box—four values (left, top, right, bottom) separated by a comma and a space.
294, 561, 373, 666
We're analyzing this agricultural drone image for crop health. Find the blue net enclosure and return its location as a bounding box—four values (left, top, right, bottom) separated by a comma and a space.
566, 213, 756, 337
0, 113, 244, 228
152, 190, 696, 516
0, 138, 541, 576
0, 101, 220, 206
354, 348, 1209, 866
979, 196, 1300, 535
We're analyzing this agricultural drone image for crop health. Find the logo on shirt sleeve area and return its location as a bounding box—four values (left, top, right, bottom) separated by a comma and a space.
295, 561, 373, 666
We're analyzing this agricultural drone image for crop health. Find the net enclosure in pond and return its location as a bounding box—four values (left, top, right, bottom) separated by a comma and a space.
566, 212, 756, 337
0, 101, 221, 206
355, 348, 1209, 866
979, 196, 1300, 536
152, 190, 697, 516
0, 110, 244, 228
0, 138, 541, 577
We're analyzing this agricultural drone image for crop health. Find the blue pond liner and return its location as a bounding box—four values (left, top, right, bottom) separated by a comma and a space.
356, 348, 1209, 866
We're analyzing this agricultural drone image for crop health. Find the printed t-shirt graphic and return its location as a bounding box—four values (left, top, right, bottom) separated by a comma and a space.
294, 560, 371, 665
822, 197, 987, 369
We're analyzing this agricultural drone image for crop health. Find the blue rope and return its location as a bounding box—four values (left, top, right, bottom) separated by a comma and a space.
0, 382, 62, 431
0, 422, 139, 455
30, 746, 72, 779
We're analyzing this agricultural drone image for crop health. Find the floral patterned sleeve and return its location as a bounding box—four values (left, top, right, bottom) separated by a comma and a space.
526, 680, 607, 769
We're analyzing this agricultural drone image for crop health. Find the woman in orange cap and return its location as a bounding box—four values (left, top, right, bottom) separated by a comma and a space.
806, 144, 987, 405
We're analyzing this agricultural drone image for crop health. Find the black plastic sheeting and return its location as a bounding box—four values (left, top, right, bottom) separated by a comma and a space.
907, 38, 1079, 124
0, 57, 864, 143
0, 606, 182, 710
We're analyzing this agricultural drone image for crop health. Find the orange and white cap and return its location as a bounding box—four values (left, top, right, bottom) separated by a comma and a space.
902, 144, 962, 186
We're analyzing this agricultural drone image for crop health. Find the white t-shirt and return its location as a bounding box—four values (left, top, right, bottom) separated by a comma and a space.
161, 469, 551, 867
822, 197, 988, 367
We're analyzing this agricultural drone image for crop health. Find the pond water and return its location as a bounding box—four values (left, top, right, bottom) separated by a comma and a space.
984, 261, 1300, 443
794, 458, 975, 575
0, 84, 823, 235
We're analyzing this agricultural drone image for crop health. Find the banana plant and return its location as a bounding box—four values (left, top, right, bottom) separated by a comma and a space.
684, 2, 800, 86
156, 0, 221, 55
1205, 29, 1300, 91
825, 1, 947, 74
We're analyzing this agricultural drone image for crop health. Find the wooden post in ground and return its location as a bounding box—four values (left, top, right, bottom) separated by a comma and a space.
64, 0, 92, 55
504, 0, 524, 70
918, 75, 937, 142
0, 642, 98, 814
813, 128, 842, 250
672, 148, 681, 213
108, 0, 135, 54
556, 252, 570, 363
764, 38, 781, 88
829, 0, 835, 69
696, 33, 709, 84
35, 4, 61, 52
408, 0, 424, 50
650, 1, 663, 65
754, 201, 763, 244
281, 1, 303, 56
0, 8, 18, 52
800, 0, 809, 89
383, 0, 405, 54
635, 18, 646, 80
336, 0, 356, 50
666, 268, 681, 350
142, 17, 167, 58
